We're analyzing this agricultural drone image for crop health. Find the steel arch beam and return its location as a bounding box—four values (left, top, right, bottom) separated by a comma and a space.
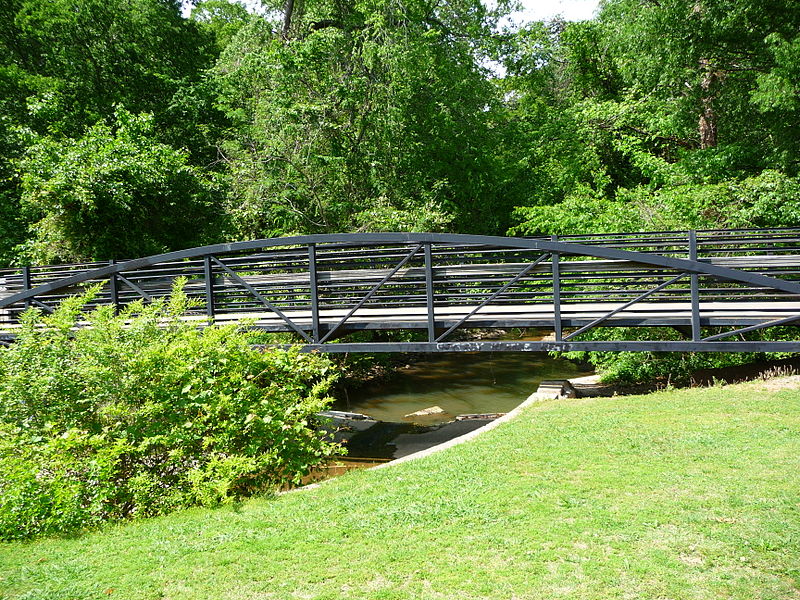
2, 232, 800, 309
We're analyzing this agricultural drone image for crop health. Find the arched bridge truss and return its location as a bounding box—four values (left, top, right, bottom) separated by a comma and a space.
1, 230, 800, 353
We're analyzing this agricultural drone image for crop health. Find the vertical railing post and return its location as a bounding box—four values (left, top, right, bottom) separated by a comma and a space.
21, 265, 31, 310
204, 255, 215, 322
308, 244, 320, 343
689, 230, 701, 341
109, 259, 119, 313
424, 242, 435, 343
551, 235, 562, 342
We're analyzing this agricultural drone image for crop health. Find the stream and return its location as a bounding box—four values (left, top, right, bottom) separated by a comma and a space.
336, 352, 593, 424
320, 351, 593, 465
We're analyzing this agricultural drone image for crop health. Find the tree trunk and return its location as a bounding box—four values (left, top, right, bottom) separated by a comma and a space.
698, 58, 719, 149
282, 0, 295, 37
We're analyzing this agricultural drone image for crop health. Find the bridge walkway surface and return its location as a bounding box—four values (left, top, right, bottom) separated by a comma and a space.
1, 229, 799, 352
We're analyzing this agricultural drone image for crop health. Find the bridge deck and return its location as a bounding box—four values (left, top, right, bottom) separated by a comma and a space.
1, 301, 797, 336
195, 301, 800, 330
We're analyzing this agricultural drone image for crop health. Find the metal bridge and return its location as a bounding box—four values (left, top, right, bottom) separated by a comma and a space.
1, 229, 800, 353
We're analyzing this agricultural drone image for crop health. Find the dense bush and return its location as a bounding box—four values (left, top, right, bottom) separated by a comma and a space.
510, 171, 800, 237
0, 281, 340, 540
560, 326, 797, 384
18, 108, 224, 264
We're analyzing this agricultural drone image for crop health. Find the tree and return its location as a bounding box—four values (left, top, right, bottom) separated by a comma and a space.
592, 0, 800, 170
4, 0, 215, 134
213, 0, 515, 238
505, 0, 800, 238
0, 0, 223, 168
19, 109, 223, 263
191, 0, 253, 52
497, 20, 636, 225
0, 74, 29, 263
0, 0, 227, 266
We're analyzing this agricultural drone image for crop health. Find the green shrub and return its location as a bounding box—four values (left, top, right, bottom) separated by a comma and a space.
0, 281, 340, 540
510, 171, 800, 237
560, 326, 796, 384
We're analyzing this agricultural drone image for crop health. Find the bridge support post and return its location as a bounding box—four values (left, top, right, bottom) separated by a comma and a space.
203, 255, 215, 322
689, 230, 701, 341
551, 235, 563, 342
108, 259, 119, 313
21, 266, 31, 310
308, 244, 320, 343
424, 243, 435, 342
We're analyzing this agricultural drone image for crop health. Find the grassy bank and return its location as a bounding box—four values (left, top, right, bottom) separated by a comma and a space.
2, 378, 800, 599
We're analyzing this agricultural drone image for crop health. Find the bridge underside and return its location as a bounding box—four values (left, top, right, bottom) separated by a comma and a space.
292, 340, 800, 353
1, 230, 800, 352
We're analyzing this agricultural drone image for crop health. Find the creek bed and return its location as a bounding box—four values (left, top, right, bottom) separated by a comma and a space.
337, 351, 592, 424
327, 351, 593, 460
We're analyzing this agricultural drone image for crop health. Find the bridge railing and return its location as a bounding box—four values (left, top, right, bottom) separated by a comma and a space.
1, 229, 799, 352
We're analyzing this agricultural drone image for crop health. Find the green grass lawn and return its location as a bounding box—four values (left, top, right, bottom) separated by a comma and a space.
2, 377, 800, 599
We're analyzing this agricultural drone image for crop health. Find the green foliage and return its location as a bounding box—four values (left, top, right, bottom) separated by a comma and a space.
559, 325, 797, 384
214, 0, 511, 238
509, 190, 643, 236
0, 168, 24, 265
0, 281, 340, 540
754, 33, 800, 112
498, 22, 625, 214
592, 0, 800, 161
191, 0, 253, 52
505, 0, 800, 240
511, 168, 800, 236
18, 108, 224, 263
0, 0, 225, 265
627, 170, 800, 230
1, 0, 216, 138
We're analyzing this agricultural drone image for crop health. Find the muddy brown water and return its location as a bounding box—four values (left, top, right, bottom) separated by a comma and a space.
336, 352, 593, 424
315, 351, 592, 466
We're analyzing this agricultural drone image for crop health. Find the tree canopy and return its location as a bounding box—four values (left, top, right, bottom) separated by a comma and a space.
0, 0, 797, 263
